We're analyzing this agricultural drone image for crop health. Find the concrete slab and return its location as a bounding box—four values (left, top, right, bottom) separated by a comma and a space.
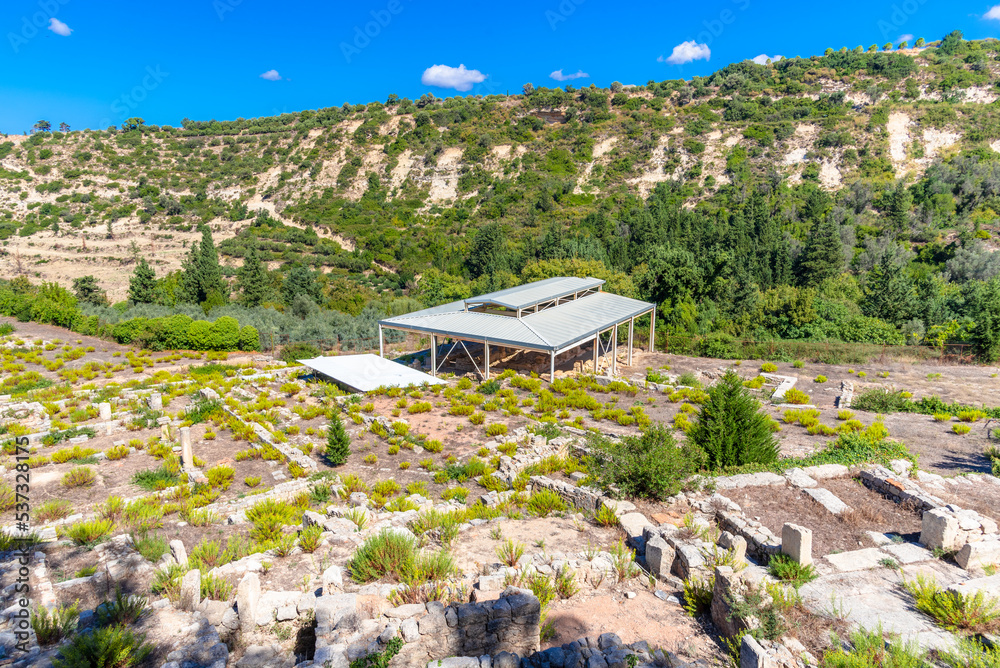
865, 531, 894, 547
824, 548, 886, 572
803, 487, 851, 515
799, 561, 965, 653
947, 573, 1000, 598
882, 542, 934, 565
298, 354, 446, 393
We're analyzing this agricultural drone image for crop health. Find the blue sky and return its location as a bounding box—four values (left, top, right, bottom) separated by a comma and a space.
1, 0, 999, 133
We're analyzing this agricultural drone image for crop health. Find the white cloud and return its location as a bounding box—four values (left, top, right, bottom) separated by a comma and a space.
47, 18, 72, 37
549, 69, 589, 82
895, 33, 914, 44
985, 5, 1000, 20
659, 41, 711, 65
751, 54, 783, 65
421, 64, 486, 91
259, 69, 281, 81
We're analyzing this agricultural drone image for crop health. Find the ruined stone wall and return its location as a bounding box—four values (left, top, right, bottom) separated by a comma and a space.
375, 589, 541, 668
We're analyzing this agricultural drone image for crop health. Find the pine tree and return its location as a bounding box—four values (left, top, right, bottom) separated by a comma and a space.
128, 258, 157, 304
687, 370, 779, 469
796, 215, 843, 288
237, 238, 268, 307
281, 264, 322, 306
861, 249, 918, 326
325, 411, 351, 466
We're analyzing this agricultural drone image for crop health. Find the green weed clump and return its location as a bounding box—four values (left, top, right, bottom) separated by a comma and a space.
348, 529, 453, 584
903, 574, 1000, 633
767, 554, 817, 588
52, 626, 152, 668
65, 519, 113, 547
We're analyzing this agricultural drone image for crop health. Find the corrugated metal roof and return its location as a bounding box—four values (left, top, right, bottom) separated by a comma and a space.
523, 291, 653, 350
465, 276, 604, 310
299, 354, 446, 392
380, 310, 552, 350
380, 281, 653, 352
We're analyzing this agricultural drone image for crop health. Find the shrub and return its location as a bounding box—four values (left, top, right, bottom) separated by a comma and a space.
496, 538, 525, 567
32, 601, 80, 646
526, 489, 567, 517
851, 387, 909, 413
782, 388, 811, 405
687, 370, 778, 470
587, 423, 704, 500
768, 554, 817, 588
325, 411, 351, 465
814, 375, 827, 383
682, 574, 715, 616
485, 423, 508, 437
244, 476, 261, 488
66, 518, 113, 547
279, 342, 321, 364
131, 466, 179, 491
821, 626, 926, 668
245, 498, 297, 543
105, 444, 129, 461
131, 532, 169, 562
958, 409, 987, 423
761, 363, 778, 373
52, 626, 152, 668
903, 574, 1000, 632
96, 588, 148, 627
62, 466, 96, 488
933, 413, 952, 422
35, 499, 73, 523
953, 424, 972, 435
299, 525, 323, 553
206, 464, 235, 490
348, 530, 419, 583
238, 325, 260, 351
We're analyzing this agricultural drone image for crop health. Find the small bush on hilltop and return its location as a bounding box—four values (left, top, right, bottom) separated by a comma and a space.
688, 370, 779, 470
587, 423, 704, 500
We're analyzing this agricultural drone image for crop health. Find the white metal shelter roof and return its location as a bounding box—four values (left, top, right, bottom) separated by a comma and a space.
379, 279, 654, 353
465, 276, 604, 311
298, 354, 446, 393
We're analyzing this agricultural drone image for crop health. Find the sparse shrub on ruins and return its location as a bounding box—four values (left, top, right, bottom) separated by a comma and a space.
588, 423, 704, 500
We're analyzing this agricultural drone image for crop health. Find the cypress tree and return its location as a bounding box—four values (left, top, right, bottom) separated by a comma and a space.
196, 226, 227, 303
128, 258, 157, 305
179, 240, 202, 304
797, 215, 843, 288
325, 411, 351, 466
688, 370, 779, 469
237, 238, 268, 307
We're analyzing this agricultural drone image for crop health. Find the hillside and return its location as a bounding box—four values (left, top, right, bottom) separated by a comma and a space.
5, 31, 1000, 357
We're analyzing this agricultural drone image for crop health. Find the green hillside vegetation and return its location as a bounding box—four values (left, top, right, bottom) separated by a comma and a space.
7, 31, 1000, 359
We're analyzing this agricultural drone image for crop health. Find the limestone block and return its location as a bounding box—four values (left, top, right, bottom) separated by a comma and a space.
781, 523, 813, 566
921, 508, 961, 551
180, 569, 201, 611
237, 572, 260, 633
644, 535, 675, 579
170, 539, 188, 568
